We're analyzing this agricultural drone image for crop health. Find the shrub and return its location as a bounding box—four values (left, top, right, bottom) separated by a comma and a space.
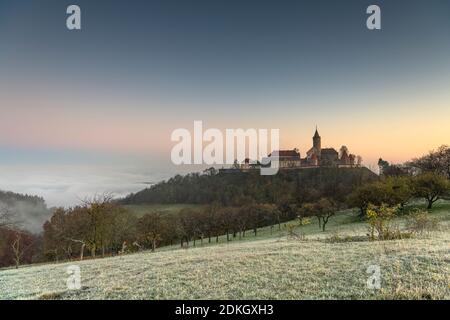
406, 210, 439, 235
298, 217, 311, 226
366, 204, 411, 240
286, 223, 297, 238
286, 216, 311, 240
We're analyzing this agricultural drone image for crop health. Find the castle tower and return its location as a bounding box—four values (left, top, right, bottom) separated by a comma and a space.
313, 126, 321, 157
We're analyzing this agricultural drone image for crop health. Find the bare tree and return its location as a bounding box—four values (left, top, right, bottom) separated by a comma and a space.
410, 145, 450, 179
11, 232, 22, 269
11, 231, 33, 269
64, 237, 86, 261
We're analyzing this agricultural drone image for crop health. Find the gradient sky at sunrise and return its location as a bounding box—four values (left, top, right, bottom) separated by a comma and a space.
1, 0, 450, 206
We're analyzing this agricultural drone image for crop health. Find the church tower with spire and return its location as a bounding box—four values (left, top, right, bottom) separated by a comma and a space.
313, 126, 321, 157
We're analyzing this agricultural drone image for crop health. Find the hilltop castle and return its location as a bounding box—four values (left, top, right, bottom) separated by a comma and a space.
237, 127, 361, 170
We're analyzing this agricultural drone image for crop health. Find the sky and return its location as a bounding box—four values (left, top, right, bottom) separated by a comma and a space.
1, 0, 450, 206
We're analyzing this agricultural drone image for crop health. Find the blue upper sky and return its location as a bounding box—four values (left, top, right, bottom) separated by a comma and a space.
2, 0, 449, 106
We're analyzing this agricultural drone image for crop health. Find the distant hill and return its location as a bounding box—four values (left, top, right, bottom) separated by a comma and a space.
0, 190, 51, 234
122, 167, 378, 206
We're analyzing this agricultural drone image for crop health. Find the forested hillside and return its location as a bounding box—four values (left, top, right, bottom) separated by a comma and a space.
0, 190, 51, 233
122, 167, 378, 206
0, 191, 50, 267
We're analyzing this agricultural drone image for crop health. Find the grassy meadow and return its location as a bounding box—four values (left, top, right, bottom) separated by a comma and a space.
1, 201, 449, 300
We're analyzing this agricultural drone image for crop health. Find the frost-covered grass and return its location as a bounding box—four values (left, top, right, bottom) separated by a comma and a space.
1, 201, 449, 300
1, 232, 449, 299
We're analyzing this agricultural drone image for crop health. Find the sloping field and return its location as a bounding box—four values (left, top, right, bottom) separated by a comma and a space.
1, 230, 449, 300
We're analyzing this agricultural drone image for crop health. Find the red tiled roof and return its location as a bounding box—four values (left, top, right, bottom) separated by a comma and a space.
269, 150, 301, 158
321, 148, 338, 154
